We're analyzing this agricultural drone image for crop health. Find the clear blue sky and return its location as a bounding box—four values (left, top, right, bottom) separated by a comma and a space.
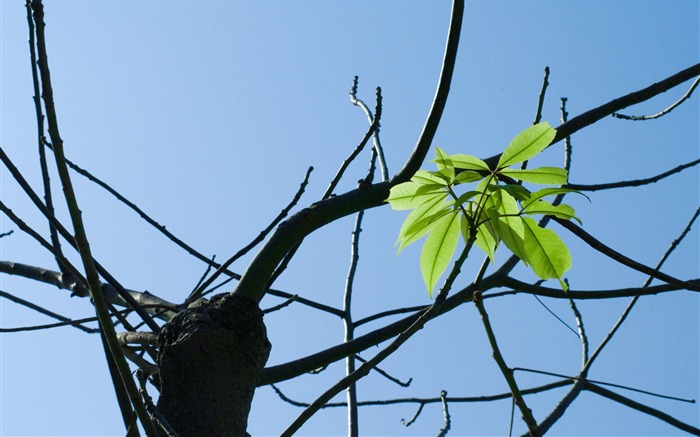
1, 1, 698, 436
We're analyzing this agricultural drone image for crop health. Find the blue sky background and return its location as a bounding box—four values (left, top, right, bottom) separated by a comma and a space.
1, 1, 698, 436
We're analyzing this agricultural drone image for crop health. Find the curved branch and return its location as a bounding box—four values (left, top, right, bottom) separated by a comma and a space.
555, 218, 700, 292
392, 0, 463, 184
234, 0, 464, 304
483, 63, 700, 169
612, 74, 700, 121
494, 276, 700, 300
566, 158, 700, 191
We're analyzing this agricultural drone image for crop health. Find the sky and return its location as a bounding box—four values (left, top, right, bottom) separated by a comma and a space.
0, 1, 698, 436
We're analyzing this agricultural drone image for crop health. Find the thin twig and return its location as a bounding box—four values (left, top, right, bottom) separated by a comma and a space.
584, 206, 700, 372
30, 2, 155, 433
512, 368, 695, 403
566, 158, 700, 191
344, 206, 365, 437
24, 2, 64, 274
584, 383, 700, 435
349, 76, 389, 181
473, 291, 540, 436
612, 74, 700, 120
436, 390, 451, 437
280, 235, 475, 436
355, 355, 412, 387
186, 166, 313, 303
555, 218, 700, 291
533, 67, 550, 125
0, 289, 97, 333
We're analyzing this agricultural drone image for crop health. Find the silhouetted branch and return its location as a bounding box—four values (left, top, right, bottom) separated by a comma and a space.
350, 76, 389, 181
483, 63, 700, 169
533, 67, 550, 125
584, 383, 700, 435
436, 390, 451, 437
281, 236, 474, 436
0, 289, 97, 333
187, 166, 313, 303
355, 355, 412, 387
474, 291, 540, 436
555, 218, 700, 291
566, 158, 700, 191
492, 276, 700, 300
612, 74, 700, 120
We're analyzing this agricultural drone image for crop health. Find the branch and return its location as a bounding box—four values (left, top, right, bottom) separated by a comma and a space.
612, 74, 700, 120
565, 158, 700, 191
0, 260, 178, 321
493, 276, 700, 300
234, 0, 464, 304
555, 218, 700, 291
584, 383, 700, 435
483, 63, 700, 169
473, 291, 540, 436
0, 289, 97, 333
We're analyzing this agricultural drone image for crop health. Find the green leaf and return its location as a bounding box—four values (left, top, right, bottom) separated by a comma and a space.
497, 122, 556, 169
443, 153, 491, 171
498, 184, 532, 202
433, 147, 453, 171
474, 222, 498, 263
454, 170, 485, 184
499, 167, 568, 185
496, 218, 527, 264
454, 190, 481, 207
522, 200, 582, 224
412, 170, 448, 185
521, 217, 572, 290
395, 196, 449, 253
420, 210, 461, 297
387, 181, 444, 210
523, 187, 590, 206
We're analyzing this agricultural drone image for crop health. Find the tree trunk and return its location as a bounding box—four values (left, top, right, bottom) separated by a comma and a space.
156, 293, 271, 436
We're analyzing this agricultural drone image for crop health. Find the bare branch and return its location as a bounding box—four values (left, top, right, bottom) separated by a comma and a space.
555, 218, 700, 291
483, 63, 700, 169
350, 76, 389, 181
584, 383, 700, 435
186, 166, 313, 303
566, 158, 700, 191
612, 74, 700, 120
473, 291, 540, 436
0, 289, 97, 333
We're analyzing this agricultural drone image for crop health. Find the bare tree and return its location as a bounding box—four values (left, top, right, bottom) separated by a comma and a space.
1, 1, 698, 436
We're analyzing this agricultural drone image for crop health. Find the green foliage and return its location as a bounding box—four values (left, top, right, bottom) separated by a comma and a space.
387, 122, 583, 296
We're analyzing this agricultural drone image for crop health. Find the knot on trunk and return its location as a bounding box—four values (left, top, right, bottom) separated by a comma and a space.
156, 293, 271, 437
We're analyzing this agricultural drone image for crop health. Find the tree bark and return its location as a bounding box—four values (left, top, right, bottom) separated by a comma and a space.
156, 293, 271, 436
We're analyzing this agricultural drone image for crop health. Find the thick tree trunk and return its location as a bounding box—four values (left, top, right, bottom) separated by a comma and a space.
156, 293, 271, 436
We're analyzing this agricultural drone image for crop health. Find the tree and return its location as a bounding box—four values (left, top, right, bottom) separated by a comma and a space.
1, 1, 698, 435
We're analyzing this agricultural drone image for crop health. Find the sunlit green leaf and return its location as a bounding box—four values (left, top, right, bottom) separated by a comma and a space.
444, 153, 491, 171
387, 181, 444, 210
498, 184, 532, 202
396, 196, 450, 253
454, 190, 482, 208
475, 220, 498, 263
521, 217, 571, 290
522, 200, 582, 224
412, 170, 448, 185
500, 167, 568, 185
523, 187, 590, 206
420, 210, 461, 297
455, 170, 485, 184
433, 147, 453, 171
496, 218, 527, 264
497, 122, 556, 169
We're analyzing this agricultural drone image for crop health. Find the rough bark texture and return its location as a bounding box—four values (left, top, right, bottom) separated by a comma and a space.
156, 293, 271, 436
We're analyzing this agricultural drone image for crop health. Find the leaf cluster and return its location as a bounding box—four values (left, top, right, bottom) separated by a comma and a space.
387, 122, 583, 296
